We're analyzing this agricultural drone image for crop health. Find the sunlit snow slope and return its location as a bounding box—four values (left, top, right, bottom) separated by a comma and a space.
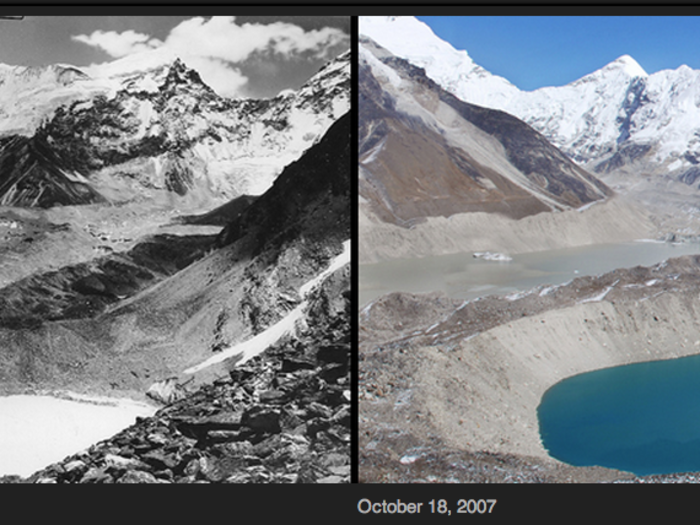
360, 16, 700, 182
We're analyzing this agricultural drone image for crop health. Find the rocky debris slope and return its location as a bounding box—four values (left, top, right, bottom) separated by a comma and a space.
360, 432, 632, 484
3, 275, 351, 484
360, 253, 700, 482
361, 431, 700, 484
359, 192, 656, 264
359, 36, 611, 228
0, 232, 216, 327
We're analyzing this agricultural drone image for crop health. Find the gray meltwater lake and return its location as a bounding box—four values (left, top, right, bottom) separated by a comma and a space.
359, 240, 700, 307
538, 354, 700, 476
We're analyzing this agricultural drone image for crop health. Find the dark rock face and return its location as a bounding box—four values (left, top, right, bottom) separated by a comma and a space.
616, 78, 649, 144
0, 135, 105, 207
684, 152, 700, 165
14, 282, 351, 484
593, 143, 652, 174
217, 111, 350, 253
679, 166, 700, 186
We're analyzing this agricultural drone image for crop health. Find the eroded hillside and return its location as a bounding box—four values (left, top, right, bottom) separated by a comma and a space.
360, 254, 700, 482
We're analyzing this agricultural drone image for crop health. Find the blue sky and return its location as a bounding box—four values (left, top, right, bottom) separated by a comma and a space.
417, 16, 700, 91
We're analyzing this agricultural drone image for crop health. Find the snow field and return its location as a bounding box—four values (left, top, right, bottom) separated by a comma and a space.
0, 394, 156, 477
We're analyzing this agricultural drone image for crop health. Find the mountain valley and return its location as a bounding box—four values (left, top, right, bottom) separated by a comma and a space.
359, 16, 700, 483
0, 28, 350, 483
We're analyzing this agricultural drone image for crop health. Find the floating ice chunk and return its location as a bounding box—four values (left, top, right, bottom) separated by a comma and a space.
473, 251, 512, 262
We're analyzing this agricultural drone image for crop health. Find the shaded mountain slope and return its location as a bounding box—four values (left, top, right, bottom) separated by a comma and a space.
218, 111, 351, 252
176, 195, 258, 227
0, 112, 350, 397
0, 232, 216, 327
0, 135, 105, 207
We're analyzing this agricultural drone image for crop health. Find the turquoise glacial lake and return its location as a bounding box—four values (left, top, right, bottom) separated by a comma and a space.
537, 353, 700, 476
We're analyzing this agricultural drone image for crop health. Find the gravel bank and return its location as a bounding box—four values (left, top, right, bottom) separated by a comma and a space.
360, 254, 700, 482
360, 195, 656, 264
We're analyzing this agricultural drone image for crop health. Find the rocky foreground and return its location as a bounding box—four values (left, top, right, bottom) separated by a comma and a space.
360, 434, 700, 484
360, 252, 700, 483
1, 287, 351, 484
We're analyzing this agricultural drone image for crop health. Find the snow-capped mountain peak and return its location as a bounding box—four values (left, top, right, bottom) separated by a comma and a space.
569, 54, 648, 89
360, 16, 519, 109
0, 48, 350, 207
609, 54, 648, 78
359, 16, 478, 80
361, 16, 700, 181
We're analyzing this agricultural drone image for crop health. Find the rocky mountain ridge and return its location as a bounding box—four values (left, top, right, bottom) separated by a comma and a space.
360, 16, 700, 183
359, 36, 611, 227
0, 134, 105, 207
0, 50, 350, 206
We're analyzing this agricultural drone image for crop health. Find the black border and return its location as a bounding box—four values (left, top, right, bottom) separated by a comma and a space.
350, 13, 360, 487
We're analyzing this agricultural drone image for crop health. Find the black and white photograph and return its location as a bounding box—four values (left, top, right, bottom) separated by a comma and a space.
0, 15, 351, 484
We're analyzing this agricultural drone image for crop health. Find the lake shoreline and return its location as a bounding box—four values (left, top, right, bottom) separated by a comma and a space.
360, 238, 700, 308
360, 195, 657, 264
360, 253, 700, 482
538, 353, 700, 477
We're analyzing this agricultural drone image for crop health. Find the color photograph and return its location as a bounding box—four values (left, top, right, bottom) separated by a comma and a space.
359, 15, 700, 483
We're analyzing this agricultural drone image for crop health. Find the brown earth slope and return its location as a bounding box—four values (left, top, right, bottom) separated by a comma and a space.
359, 37, 612, 228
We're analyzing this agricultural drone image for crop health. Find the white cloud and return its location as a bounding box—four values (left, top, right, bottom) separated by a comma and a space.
72, 30, 163, 58
163, 17, 348, 61
72, 16, 348, 98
